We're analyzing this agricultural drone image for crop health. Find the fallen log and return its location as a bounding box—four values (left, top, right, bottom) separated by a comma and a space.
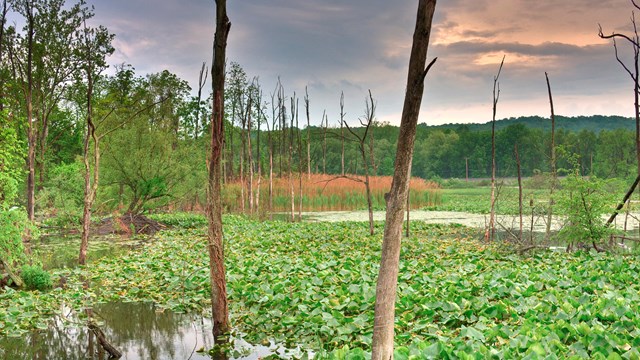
88, 321, 122, 359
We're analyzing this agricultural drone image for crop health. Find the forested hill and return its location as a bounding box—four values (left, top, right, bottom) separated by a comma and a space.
428, 115, 634, 133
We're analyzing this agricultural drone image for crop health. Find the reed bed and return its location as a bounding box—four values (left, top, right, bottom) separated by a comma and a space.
222, 173, 441, 213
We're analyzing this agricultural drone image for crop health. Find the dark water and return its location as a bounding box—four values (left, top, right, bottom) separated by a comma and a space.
0, 302, 292, 360
32, 234, 141, 270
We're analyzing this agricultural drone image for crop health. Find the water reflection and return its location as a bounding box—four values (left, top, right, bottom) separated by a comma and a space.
0, 302, 284, 360
32, 234, 140, 270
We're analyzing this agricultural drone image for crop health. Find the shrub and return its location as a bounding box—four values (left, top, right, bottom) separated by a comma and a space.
556, 173, 615, 248
0, 208, 29, 274
21, 265, 52, 291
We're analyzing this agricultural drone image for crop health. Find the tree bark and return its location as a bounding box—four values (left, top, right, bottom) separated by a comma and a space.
487, 56, 505, 242
515, 143, 523, 241
207, 0, 231, 338
79, 68, 98, 266
305, 87, 311, 179
247, 95, 254, 215
289, 96, 296, 221
340, 92, 345, 176
322, 111, 327, 174
25, 3, 35, 221
545, 72, 556, 241
371, 1, 436, 358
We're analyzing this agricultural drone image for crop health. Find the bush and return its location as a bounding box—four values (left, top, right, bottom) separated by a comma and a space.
21, 265, 52, 291
0, 208, 29, 271
556, 173, 615, 247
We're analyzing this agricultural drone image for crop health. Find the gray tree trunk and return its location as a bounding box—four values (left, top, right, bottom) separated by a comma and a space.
371, 1, 437, 358
207, 0, 231, 338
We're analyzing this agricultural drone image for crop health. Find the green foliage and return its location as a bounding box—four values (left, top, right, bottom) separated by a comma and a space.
0, 112, 24, 208
426, 186, 549, 215
20, 265, 52, 291
2, 217, 640, 358
147, 212, 207, 228
556, 172, 616, 246
0, 208, 29, 272
39, 161, 84, 213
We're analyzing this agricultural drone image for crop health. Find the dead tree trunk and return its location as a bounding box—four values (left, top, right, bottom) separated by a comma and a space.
340, 92, 345, 176
322, 110, 327, 174
289, 95, 296, 221
25, 4, 35, 222
297, 97, 303, 221
345, 90, 376, 235
305, 87, 311, 179
487, 56, 505, 242
196, 62, 208, 139
599, 8, 640, 176
371, 0, 437, 357
268, 86, 278, 217
206, 0, 231, 338
79, 68, 98, 266
515, 143, 523, 241
545, 72, 557, 241
246, 93, 254, 215
255, 90, 263, 215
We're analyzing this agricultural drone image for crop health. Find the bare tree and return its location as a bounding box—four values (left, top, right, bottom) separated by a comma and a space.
305, 86, 311, 179
599, 3, 640, 175
77, 19, 115, 265
297, 94, 303, 221
246, 88, 254, 215
267, 83, 280, 217
344, 90, 376, 235
195, 62, 208, 139
487, 56, 505, 242
371, 0, 437, 357
255, 87, 263, 215
322, 110, 327, 174
288, 94, 296, 221
206, 0, 231, 338
545, 72, 557, 241
515, 143, 523, 241
340, 91, 345, 175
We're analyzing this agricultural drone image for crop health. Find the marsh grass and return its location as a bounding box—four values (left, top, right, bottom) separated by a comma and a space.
222, 174, 440, 212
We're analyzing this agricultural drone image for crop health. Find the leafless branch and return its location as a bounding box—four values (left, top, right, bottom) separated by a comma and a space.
421, 57, 438, 82
316, 175, 365, 194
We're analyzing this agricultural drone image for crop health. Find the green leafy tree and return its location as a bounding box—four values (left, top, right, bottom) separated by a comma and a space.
556, 153, 616, 250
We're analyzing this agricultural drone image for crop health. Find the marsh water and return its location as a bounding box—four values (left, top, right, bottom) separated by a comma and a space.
0, 302, 291, 360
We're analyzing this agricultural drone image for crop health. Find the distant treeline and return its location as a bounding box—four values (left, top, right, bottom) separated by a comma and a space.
242, 115, 636, 181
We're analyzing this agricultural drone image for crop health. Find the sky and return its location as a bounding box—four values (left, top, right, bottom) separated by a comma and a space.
89, 0, 638, 127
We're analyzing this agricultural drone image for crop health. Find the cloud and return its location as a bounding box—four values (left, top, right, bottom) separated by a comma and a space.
87, 0, 636, 126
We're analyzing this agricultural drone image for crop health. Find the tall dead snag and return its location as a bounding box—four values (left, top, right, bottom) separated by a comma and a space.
268, 84, 279, 217
255, 88, 263, 215
515, 143, 523, 241
599, 4, 640, 175
297, 95, 303, 221
340, 92, 346, 176
545, 72, 557, 241
345, 90, 376, 235
289, 94, 296, 221
246, 87, 254, 215
305, 87, 311, 180
195, 62, 208, 139
207, 0, 231, 338
371, 0, 437, 358
487, 56, 505, 242
322, 110, 327, 174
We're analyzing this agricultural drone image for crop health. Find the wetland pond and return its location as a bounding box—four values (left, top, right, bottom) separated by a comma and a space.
5, 210, 640, 359
2, 229, 305, 359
